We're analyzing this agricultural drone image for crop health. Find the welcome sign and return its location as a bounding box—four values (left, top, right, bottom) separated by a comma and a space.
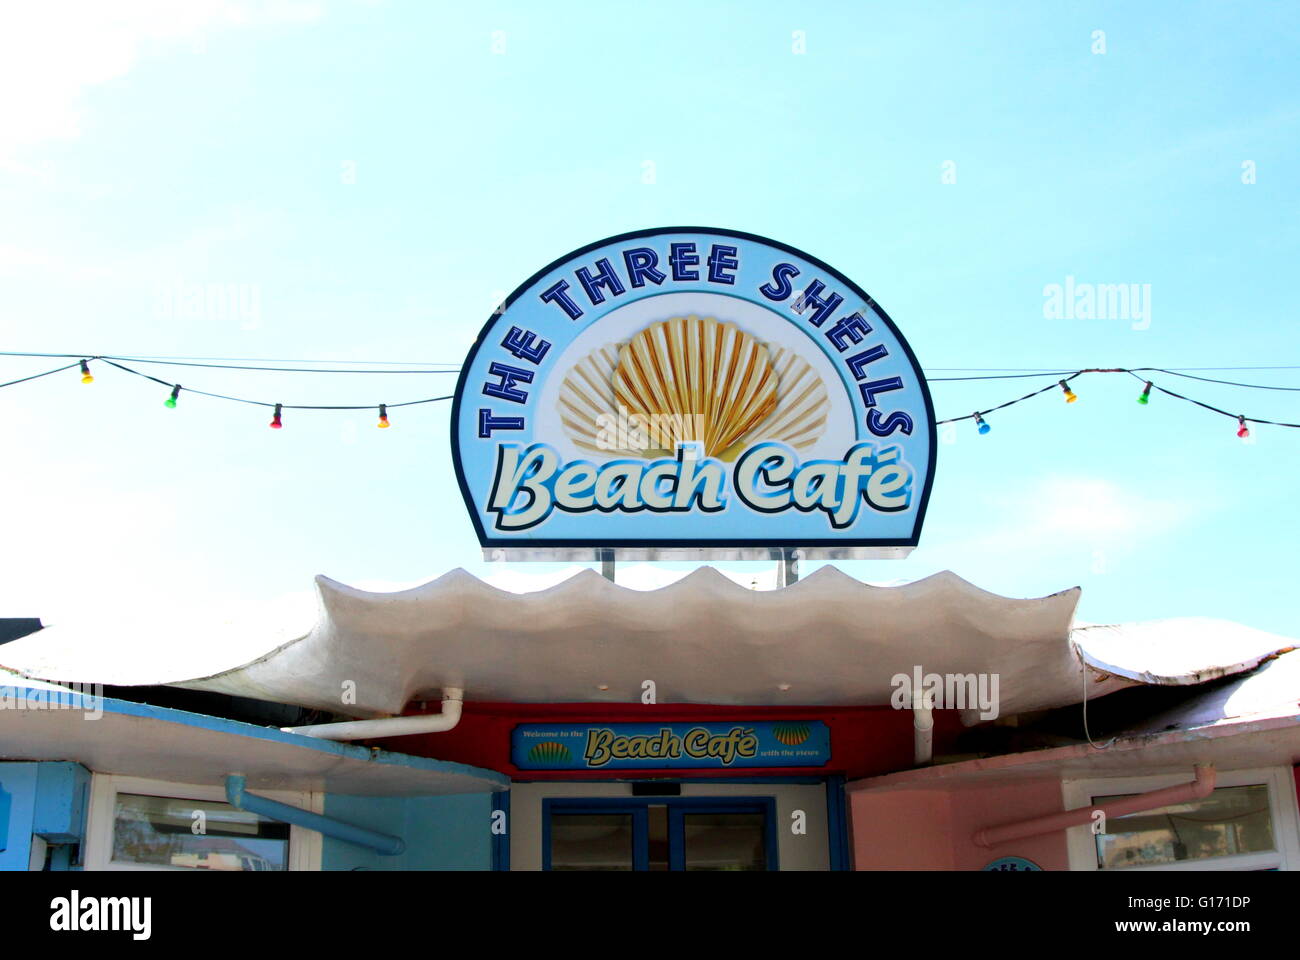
512, 722, 832, 771
453, 227, 934, 560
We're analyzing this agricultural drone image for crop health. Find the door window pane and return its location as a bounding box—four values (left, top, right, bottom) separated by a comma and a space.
683, 812, 766, 871
1093, 784, 1274, 869
549, 813, 635, 871
647, 805, 670, 872
112, 793, 289, 871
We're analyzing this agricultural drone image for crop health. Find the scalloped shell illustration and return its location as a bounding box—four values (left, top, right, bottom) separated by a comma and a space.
556, 315, 829, 460
613, 315, 779, 458
746, 347, 828, 452
772, 723, 811, 746
557, 343, 633, 454
528, 741, 573, 765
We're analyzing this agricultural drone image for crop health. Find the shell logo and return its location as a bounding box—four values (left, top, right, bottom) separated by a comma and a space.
772, 723, 811, 746
527, 741, 572, 765
560, 315, 828, 461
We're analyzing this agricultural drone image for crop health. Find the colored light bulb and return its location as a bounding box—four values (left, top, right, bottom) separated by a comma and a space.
270, 403, 283, 429
973, 413, 990, 435
1237, 416, 1249, 439
1138, 382, 1152, 405
1060, 380, 1077, 403
164, 385, 180, 408
377, 403, 390, 428
79, 360, 93, 384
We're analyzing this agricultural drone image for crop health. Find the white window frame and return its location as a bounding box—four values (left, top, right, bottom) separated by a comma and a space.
85, 774, 322, 871
1062, 766, 1300, 872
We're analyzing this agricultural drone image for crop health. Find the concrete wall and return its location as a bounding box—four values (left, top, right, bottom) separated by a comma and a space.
321, 792, 497, 871
851, 779, 1069, 871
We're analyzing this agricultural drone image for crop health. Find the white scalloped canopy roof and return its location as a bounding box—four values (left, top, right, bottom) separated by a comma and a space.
2, 566, 1294, 721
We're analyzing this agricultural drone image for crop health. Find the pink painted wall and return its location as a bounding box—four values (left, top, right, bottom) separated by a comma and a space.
850, 779, 1071, 871
850, 789, 955, 869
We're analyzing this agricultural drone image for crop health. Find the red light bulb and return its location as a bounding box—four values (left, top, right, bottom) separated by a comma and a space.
1236, 416, 1249, 439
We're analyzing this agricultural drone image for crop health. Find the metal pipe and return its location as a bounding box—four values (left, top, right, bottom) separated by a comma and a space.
913, 691, 935, 766
973, 764, 1216, 848
281, 688, 463, 741
224, 775, 405, 856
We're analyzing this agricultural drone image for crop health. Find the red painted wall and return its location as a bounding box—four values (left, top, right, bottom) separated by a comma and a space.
370, 700, 967, 781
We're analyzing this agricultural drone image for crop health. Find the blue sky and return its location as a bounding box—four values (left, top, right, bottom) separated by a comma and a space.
1, 1, 1297, 639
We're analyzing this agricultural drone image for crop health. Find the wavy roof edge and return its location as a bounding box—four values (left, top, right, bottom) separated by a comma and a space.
1, 567, 1293, 723
314, 565, 1080, 605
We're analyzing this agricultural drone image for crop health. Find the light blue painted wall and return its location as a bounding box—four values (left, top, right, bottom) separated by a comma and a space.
321, 792, 498, 871
0, 764, 38, 870
34, 763, 90, 843
0, 762, 90, 870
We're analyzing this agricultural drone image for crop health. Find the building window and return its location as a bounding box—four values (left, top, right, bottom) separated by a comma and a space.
112, 793, 290, 871
85, 775, 319, 871
1092, 784, 1274, 870
1063, 767, 1300, 872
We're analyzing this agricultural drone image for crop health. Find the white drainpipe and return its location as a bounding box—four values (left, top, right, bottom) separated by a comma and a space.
913, 690, 935, 765
281, 688, 463, 741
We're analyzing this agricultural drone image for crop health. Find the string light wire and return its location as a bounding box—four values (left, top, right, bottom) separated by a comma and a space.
3, 351, 1300, 382
1, 356, 1297, 433
94, 358, 455, 410
0, 360, 86, 389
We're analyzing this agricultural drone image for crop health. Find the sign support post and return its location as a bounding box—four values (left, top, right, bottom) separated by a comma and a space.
776, 548, 800, 588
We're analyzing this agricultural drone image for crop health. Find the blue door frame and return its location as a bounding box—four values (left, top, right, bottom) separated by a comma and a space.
542, 796, 779, 871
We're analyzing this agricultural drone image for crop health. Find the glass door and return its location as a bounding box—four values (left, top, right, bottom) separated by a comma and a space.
544, 798, 776, 871
546, 807, 644, 871
670, 806, 768, 871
